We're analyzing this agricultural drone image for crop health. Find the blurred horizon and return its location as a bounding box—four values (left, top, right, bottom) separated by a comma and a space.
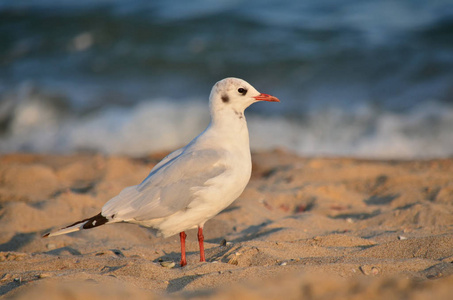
1, 0, 453, 158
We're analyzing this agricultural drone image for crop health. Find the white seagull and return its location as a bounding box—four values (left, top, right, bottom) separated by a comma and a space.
43, 77, 280, 266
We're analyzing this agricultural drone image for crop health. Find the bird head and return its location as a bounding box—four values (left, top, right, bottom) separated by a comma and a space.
209, 78, 279, 115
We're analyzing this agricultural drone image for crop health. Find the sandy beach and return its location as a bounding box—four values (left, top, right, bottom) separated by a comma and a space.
1, 150, 453, 299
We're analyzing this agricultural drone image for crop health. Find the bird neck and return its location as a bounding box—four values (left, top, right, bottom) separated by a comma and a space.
211, 106, 246, 127
208, 108, 250, 143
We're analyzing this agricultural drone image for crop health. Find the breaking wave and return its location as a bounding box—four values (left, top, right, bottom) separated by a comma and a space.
1, 95, 452, 159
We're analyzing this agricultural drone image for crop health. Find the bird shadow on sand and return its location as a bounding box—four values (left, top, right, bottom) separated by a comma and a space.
229, 221, 283, 243
206, 244, 235, 262
0, 232, 36, 252
44, 246, 82, 256
231, 227, 283, 243
152, 251, 185, 265
166, 274, 204, 293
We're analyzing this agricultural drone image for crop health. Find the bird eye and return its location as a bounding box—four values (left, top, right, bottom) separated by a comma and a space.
238, 88, 247, 95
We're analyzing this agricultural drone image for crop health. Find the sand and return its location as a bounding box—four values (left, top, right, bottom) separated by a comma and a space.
1, 150, 452, 299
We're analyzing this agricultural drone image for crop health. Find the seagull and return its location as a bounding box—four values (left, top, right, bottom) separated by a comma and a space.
43, 77, 279, 267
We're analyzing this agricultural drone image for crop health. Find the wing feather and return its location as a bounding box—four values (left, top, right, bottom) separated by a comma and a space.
102, 148, 227, 221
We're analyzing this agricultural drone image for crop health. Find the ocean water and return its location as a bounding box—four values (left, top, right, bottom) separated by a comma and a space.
1, 0, 453, 158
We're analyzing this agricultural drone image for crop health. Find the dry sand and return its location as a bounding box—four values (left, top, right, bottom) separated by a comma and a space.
1, 150, 452, 299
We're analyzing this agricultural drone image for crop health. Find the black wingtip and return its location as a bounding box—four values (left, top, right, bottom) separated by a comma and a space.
82, 212, 109, 229
42, 232, 50, 238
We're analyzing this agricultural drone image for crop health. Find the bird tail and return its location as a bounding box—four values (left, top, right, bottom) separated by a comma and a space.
43, 212, 109, 238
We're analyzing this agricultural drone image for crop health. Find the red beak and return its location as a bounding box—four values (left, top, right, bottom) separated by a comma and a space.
253, 93, 280, 102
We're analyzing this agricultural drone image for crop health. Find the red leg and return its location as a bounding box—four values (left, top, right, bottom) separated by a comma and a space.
198, 226, 205, 262
180, 231, 187, 267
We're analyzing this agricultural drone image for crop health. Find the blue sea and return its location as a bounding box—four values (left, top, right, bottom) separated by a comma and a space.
1, 0, 453, 158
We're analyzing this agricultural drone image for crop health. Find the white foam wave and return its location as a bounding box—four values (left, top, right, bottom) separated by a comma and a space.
1, 98, 452, 159
249, 102, 453, 158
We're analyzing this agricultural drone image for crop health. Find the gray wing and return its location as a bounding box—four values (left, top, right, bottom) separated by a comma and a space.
142, 147, 185, 181
102, 148, 227, 221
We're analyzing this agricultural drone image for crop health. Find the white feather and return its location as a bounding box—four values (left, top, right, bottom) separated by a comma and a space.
44, 220, 89, 237
44, 78, 279, 239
